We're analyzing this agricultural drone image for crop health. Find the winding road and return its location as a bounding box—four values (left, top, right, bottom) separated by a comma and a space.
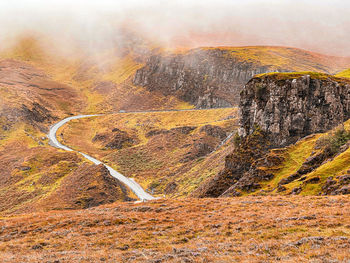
48, 108, 237, 202
48, 115, 155, 201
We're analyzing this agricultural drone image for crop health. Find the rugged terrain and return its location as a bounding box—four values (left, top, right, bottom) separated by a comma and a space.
239, 72, 350, 146
1, 33, 350, 263
134, 46, 350, 108
197, 73, 350, 198
1, 38, 350, 213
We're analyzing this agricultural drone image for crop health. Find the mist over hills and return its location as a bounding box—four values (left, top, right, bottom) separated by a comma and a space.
0, 1, 350, 262
2, 0, 350, 56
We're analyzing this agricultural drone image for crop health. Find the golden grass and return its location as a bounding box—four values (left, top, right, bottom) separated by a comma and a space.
0, 196, 349, 262
256, 120, 350, 195
201, 46, 350, 73
255, 71, 350, 82
102, 55, 144, 84
260, 135, 321, 193
335, 68, 350, 78
300, 147, 350, 195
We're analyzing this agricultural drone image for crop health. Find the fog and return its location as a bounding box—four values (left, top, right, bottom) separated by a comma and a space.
0, 0, 350, 57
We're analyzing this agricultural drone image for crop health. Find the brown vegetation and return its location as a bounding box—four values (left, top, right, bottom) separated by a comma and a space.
0, 196, 349, 262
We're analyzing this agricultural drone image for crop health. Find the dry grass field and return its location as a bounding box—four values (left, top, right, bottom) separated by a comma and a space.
0, 196, 349, 262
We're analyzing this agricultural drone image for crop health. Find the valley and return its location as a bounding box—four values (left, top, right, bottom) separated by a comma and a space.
0, 29, 350, 262
56, 108, 238, 198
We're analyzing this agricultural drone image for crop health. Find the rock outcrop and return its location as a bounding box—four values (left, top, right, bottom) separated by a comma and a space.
197, 72, 350, 197
133, 48, 280, 108
133, 46, 350, 109
194, 127, 270, 197
239, 73, 350, 146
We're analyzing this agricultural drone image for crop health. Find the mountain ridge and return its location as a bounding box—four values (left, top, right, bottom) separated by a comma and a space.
134, 46, 350, 108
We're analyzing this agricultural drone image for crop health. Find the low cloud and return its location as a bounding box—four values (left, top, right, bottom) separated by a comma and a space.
0, 0, 349, 56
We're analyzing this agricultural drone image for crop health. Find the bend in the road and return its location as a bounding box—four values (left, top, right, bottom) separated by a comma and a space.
47, 108, 237, 201
48, 114, 155, 201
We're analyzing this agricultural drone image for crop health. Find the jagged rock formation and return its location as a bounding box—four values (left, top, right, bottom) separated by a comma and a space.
133, 49, 282, 108
239, 73, 350, 146
196, 73, 350, 197
194, 127, 271, 197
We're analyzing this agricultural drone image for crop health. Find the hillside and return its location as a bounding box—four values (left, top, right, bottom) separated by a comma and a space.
0, 35, 192, 114
133, 46, 350, 108
201, 46, 350, 72
55, 108, 238, 197
0, 34, 195, 214
336, 68, 350, 78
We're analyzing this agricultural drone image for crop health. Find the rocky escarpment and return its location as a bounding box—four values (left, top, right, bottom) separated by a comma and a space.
133, 46, 350, 109
196, 73, 350, 197
133, 48, 282, 108
239, 73, 350, 147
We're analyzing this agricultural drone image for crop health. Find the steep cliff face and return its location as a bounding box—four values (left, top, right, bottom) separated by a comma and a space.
133, 46, 350, 108
239, 73, 350, 146
133, 48, 283, 108
196, 72, 350, 197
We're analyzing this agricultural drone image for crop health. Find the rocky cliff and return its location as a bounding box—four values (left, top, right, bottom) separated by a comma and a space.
195, 72, 350, 197
239, 72, 350, 146
133, 48, 284, 108
133, 47, 350, 108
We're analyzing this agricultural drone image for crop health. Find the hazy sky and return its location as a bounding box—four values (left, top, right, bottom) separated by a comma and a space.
0, 0, 349, 56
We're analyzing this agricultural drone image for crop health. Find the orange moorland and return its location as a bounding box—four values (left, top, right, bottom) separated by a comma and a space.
0, 196, 349, 263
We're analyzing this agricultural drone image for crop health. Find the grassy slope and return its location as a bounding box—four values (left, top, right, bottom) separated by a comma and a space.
200, 46, 350, 73
255, 120, 350, 196
298, 120, 350, 195
0, 35, 192, 114
336, 68, 350, 78
0, 120, 132, 215
255, 71, 350, 82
